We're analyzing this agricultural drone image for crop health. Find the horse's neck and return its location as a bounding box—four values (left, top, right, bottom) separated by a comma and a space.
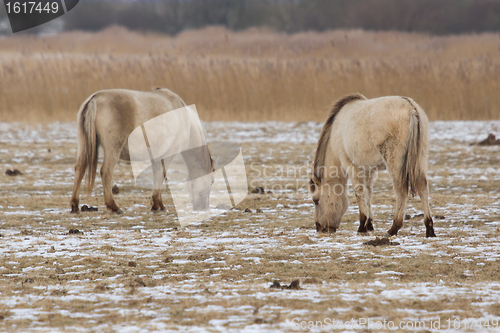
322, 143, 347, 184
187, 121, 206, 147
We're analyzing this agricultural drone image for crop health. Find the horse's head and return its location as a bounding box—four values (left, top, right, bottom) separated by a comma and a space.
309, 175, 348, 232
186, 154, 215, 211
187, 172, 213, 211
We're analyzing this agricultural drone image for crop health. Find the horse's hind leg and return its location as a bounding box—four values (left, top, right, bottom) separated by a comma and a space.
151, 160, 165, 211
379, 140, 409, 236
387, 184, 407, 236
70, 156, 86, 213
385, 164, 409, 236
101, 150, 122, 213
417, 173, 436, 237
365, 171, 375, 231
381, 149, 408, 236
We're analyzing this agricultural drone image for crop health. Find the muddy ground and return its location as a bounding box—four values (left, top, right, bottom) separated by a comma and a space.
1, 121, 500, 332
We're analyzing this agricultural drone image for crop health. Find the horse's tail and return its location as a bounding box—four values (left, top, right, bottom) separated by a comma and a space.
76, 93, 99, 196
402, 97, 422, 197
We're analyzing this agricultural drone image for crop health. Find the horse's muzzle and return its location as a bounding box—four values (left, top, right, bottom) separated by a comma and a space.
315, 221, 337, 233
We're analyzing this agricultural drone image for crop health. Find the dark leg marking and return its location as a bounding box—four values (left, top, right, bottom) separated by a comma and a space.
328, 226, 337, 233
387, 218, 403, 236
425, 217, 436, 238
106, 202, 121, 213
357, 214, 368, 233
70, 197, 79, 213
325, 225, 337, 233
70, 203, 79, 214
151, 201, 166, 212
366, 218, 374, 231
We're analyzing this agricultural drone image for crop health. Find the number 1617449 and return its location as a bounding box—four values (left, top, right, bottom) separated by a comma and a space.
5, 1, 60, 14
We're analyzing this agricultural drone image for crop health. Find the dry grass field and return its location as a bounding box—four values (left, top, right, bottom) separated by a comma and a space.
1, 120, 500, 332
1, 27, 500, 122
1, 27, 500, 332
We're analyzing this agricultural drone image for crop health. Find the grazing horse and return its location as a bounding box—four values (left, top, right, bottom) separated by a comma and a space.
309, 93, 436, 237
70, 87, 214, 213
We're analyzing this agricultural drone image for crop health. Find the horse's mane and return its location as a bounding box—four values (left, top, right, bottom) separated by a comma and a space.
313, 93, 367, 180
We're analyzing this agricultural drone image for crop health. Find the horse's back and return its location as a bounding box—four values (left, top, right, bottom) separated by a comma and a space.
83, 88, 185, 159
93, 89, 183, 124
92, 88, 181, 128
333, 96, 420, 166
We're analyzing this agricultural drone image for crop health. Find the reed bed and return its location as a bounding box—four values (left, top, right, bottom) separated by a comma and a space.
1, 27, 499, 122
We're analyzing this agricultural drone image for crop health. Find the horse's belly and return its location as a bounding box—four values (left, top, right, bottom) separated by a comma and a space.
348, 146, 383, 167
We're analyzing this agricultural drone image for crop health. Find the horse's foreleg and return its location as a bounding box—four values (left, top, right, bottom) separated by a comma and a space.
353, 182, 370, 233
151, 161, 165, 211
101, 153, 121, 213
365, 174, 375, 231
350, 169, 371, 233
70, 157, 86, 213
417, 174, 436, 237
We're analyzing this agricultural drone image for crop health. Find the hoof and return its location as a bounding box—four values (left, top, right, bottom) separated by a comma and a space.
424, 217, 436, 237
151, 204, 165, 212
326, 226, 337, 233
320, 227, 337, 233
387, 228, 399, 236
70, 201, 79, 213
366, 219, 374, 231
106, 202, 121, 213
357, 218, 367, 233
426, 227, 436, 238
357, 226, 367, 233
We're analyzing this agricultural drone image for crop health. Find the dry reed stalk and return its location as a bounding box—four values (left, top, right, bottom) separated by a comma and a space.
1, 27, 499, 122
